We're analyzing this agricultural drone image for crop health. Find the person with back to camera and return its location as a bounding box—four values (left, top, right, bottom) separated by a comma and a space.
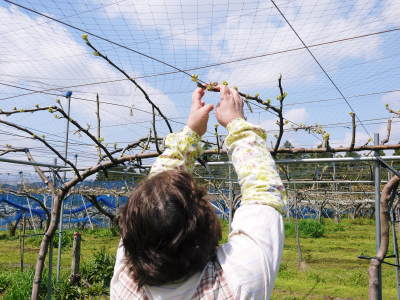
110, 84, 286, 299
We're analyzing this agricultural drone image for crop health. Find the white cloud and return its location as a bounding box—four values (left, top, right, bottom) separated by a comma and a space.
382, 0, 400, 25
0, 6, 179, 169
1, 0, 400, 170
258, 107, 309, 147
285, 107, 309, 124
330, 131, 371, 149
260, 107, 308, 130
330, 119, 400, 151
0, 6, 177, 121
93, 0, 400, 92
204, 0, 390, 89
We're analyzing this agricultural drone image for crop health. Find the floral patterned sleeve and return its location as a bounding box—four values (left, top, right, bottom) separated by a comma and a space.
150, 126, 203, 175
224, 118, 286, 214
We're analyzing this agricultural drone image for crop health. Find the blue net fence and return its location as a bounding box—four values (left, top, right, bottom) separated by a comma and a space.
0, 181, 129, 229
0, 179, 354, 231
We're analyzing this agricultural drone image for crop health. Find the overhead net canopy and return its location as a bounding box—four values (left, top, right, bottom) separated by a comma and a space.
0, 0, 399, 172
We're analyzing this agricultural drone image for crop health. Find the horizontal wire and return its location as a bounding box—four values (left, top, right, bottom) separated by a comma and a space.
1, 0, 398, 161
0, 0, 131, 38
241, 88, 400, 114
0, 26, 399, 102
3, 0, 198, 81
270, 0, 372, 139
0, 81, 186, 124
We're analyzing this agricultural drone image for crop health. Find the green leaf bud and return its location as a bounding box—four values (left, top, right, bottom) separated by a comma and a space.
191, 74, 199, 82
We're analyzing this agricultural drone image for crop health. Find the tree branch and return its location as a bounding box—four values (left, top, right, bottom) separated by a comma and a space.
152, 106, 162, 154
138, 129, 152, 155
0, 105, 116, 163
0, 119, 81, 179
214, 124, 220, 155
54, 107, 116, 163
85, 38, 173, 133
0, 147, 29, 157
385, 104, 400, 117
381, 118, 392, 145
196, 82, 281, 114
273, 75, 286, 154
368, 175, 399, 299
96, 93, 101, 159
349, 112, 356, 150
82, 195, 116, 225
25, 150, 55, 193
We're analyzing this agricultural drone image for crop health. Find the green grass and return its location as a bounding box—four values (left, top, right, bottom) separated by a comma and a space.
0, 228, 119, 273
273, 218, 396, 299
0, 219, 397, 299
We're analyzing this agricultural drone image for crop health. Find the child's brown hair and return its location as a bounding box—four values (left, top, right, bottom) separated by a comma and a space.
119, 169, 221, 288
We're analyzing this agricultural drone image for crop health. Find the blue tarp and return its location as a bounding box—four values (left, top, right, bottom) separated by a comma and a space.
0, 193, 127, 226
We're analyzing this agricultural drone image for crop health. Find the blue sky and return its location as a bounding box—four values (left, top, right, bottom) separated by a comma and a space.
0, 0, 399, 175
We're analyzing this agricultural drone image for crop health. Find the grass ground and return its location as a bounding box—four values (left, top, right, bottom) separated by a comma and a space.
273, 218, 397, 299
0, 218, 397, 299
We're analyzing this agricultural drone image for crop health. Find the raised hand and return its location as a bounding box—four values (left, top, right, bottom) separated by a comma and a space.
186, 87, 214, 136
215, 85, 244, 127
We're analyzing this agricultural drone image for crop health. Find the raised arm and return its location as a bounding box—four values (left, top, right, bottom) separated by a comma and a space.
150, 87, 214, 175
216, 86, 286, 299
225, 118, 286, 212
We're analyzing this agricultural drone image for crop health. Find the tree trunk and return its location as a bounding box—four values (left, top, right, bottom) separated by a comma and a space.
69, 232, 81, 285
334, 209, 340, 224
352, 203, 363, 219
294, 194, 307, 270
368, 176, 399, 299
8, 218, 20, 237
31, 192, 65, 300
317, 206, 322, 223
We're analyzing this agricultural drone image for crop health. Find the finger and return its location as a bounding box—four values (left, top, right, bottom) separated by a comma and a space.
237, 96, 244, 109
230, 87, 240, 100
201, 104, 214, 114
200, 100, 205, 107
239, 98, 245, 116
219, 85, 231, 101
231, 88, 242, 107
192, 87, 205, 109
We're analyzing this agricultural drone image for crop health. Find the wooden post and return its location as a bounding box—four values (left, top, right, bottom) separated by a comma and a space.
96, 93, 101, 159
70, 232, 81, 284
374, 133, 382, 300
20, 216, 26, 272
19, 233, 23, 272
47, 236, 53, 300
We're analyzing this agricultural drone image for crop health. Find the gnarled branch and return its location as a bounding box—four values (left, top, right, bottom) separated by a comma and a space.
349, 112, 356, 150
85, 38, 173, 133
0, 119, 81, 179
368, 175, 399, 299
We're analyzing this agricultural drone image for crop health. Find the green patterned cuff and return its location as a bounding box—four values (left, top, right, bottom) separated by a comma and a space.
226, 118, 247, 134
182, 126, 202, 142
225, 119, 266, 149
